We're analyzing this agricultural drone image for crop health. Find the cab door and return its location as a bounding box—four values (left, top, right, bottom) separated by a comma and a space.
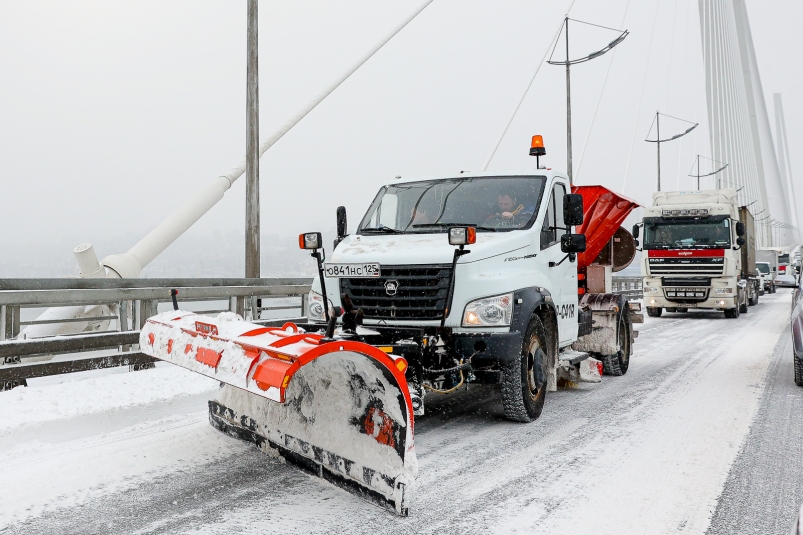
538, 179, 578, 346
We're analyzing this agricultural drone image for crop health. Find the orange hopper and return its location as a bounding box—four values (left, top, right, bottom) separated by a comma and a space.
571, 185, 641, 269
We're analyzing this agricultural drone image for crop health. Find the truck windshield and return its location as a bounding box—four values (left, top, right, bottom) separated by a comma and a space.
756, 262, 770, 274
357, 176, 546, 234
642, 218, 731, 249
779, 254, 790, 264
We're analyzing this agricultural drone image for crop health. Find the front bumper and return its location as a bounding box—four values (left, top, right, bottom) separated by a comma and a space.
643, 293, 738, 309
452, 330, 524, 366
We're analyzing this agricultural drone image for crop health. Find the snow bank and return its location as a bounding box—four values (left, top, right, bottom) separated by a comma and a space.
0, 365, 218, 432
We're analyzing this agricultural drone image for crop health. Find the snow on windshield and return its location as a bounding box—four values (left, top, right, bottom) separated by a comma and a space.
643, 218, 731, 249
357, 176, 546, 234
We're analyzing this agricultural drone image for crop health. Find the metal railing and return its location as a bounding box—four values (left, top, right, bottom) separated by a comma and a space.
0, 278, 312, 389
0, 275, 642, 390
611, 276, 643, 298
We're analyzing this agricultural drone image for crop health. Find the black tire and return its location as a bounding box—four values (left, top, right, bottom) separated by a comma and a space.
601, 311, 631, 376
501, 316, 549, 422
502, 317, 550, 423
795, 354, 803, 387
772, 284, 777, 294
646, 307, 662, 317
740, 300, 748, 313
725, 306, 739, 319
750, 292, 758, 306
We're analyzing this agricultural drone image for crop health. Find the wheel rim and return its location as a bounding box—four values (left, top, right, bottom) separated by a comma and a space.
525, 338, 546, 399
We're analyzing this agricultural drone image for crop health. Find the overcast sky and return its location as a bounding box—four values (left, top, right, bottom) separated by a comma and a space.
0, 0, 800, 274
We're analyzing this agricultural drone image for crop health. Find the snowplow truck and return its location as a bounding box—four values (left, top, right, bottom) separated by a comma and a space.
140, 138, 642, 515
635, 188, 760, 319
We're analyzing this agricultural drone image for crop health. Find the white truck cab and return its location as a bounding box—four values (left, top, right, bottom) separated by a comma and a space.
311, 171, 578, 345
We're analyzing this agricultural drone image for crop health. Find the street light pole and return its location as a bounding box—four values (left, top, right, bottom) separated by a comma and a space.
245, 0, 259, 281
565, 17, 573, 185
646, 112, 697, 193
548, 18, 628, 186
656, 112, 661, 191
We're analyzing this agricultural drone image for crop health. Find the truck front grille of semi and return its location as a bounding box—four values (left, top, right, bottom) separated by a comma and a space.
648, 257, 724, 276
340, 265, 452, 320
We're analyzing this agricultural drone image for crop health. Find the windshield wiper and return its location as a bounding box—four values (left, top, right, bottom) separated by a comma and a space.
361, 226, 403, 234
411, 223, 498, 232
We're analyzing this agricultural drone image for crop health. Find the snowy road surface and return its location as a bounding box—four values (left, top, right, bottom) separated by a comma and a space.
1, 291, 800, 534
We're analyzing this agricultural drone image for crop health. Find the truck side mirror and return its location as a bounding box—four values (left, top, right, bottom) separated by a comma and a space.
632, 224, 640, 239
736, 221, 745, 236
563, 194, 584, 226
561, 233, 586, 254
736, 237, 745, 246
336, 206, 348, 239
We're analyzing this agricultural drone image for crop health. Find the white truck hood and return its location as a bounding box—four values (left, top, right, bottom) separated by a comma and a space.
330, 232, 530, 265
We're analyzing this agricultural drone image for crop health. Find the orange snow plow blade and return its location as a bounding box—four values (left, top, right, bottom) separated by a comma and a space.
140, 311, 416, 515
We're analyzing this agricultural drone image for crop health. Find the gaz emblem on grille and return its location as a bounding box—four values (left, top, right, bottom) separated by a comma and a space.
385, 279, 399, 296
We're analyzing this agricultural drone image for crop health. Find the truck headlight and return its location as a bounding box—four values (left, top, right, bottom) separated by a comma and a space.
462, 293, 514, 327
715, 288, 733, 294
307, 290, 325, 321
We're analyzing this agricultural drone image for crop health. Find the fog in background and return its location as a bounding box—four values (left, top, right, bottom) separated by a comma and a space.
1, 0, 800, 277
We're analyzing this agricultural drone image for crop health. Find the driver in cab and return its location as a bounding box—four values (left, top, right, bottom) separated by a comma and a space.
486, 191, 534, 226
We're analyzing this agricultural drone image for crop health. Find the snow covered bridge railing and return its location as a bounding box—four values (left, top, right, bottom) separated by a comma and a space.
0, 277, 312, 390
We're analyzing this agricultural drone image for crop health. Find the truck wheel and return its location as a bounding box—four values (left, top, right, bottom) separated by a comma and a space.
772, 284, 777, 294
601, 313, 630, 376
725, 307, 739, 319
739, 300, 748, 313
749, 292, 758, 306
795, 353, 803, 387
646, 307, 662, 317
501, 316, 548, 423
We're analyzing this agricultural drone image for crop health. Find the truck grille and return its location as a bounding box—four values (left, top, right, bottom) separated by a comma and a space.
648, 257, 724, 276
662, 277, 711, 287
340, 264, 452, 320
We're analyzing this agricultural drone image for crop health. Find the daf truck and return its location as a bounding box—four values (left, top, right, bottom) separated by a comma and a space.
635, 189, 760, 319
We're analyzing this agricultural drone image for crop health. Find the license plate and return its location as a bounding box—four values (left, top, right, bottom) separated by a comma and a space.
323, 263, 381, 278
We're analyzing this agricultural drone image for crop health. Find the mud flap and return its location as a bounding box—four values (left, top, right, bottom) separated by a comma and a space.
140, 311, 416, 515
570, 293, 628, 356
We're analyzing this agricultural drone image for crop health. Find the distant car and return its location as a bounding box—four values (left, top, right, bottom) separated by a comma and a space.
756, 261, 776, 294
777, 263, 798, 288
792, 276, 803, 387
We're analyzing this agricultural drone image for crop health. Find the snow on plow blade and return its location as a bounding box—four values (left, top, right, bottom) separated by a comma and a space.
140, 311, 416, 515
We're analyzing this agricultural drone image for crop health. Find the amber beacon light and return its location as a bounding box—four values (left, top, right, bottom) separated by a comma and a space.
530, 135, 546, 169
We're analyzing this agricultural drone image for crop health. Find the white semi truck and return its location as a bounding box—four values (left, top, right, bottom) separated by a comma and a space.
635, 189, 760, 318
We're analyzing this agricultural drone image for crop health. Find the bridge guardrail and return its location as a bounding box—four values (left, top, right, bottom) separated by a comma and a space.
0, 275, 641, 390
0, 278, 313, 390
611, 276, 643, 298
